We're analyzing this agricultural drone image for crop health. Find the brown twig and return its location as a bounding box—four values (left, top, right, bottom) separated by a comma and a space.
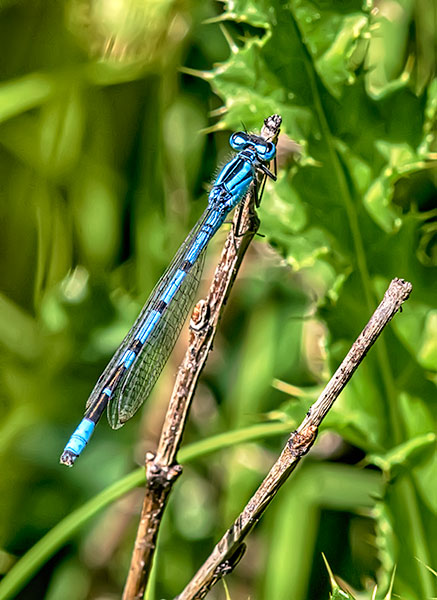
122, 115, 282, 600
175, 277, 412, 600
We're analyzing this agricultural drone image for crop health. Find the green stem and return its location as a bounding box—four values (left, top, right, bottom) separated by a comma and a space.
398, 476, 435, 598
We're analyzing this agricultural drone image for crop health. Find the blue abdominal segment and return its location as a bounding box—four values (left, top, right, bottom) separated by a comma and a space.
61, 419, 96, 467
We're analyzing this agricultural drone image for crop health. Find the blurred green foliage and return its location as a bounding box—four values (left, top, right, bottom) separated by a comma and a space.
0, 1, 436, 599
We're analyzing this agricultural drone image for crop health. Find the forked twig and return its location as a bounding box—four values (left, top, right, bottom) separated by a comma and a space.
175, 278, 412, 600
122, 115, 282, 600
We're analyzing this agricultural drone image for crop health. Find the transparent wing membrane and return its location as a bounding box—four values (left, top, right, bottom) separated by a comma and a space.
85, 209, 213, 422
108, 252, 205, 428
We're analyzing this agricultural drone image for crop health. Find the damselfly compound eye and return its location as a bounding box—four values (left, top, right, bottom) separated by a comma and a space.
255, 141, 276, 161
229, 131, 250, 150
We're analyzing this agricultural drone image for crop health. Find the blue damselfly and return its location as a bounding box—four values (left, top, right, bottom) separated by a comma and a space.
60, 129, 276, 466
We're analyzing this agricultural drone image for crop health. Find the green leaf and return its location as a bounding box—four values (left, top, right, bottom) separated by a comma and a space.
293, 7, 369, 98
206, 1, 437, 598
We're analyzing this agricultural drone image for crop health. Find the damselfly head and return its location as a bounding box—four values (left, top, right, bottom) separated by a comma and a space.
229, 131, 276, 161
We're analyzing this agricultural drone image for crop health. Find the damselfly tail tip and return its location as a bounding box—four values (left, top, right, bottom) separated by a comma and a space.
60, 450, 78, 467
60, 418, 95, 466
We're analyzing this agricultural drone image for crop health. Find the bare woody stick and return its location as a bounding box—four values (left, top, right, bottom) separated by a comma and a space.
175, 277, 412, 600
122, 114, 282, 600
